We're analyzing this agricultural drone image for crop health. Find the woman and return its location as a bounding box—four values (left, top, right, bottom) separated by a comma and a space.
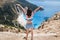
16, 4, 43, 40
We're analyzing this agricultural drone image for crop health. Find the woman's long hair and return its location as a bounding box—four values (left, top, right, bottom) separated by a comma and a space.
26, 7, 32, 17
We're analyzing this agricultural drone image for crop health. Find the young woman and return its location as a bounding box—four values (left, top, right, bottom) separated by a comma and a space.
16, 4, 43, 40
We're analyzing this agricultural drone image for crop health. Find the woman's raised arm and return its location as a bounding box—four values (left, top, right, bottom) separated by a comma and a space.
16, 4, 26, 13
33, 6, 44, 14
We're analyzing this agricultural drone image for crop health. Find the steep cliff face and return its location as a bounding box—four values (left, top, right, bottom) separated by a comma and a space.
0, 0, 19, 26
0, 0, 38, 26
39, 12, 60, 34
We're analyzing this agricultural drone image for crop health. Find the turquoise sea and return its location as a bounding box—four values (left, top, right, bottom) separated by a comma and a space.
19, 0, 60, 29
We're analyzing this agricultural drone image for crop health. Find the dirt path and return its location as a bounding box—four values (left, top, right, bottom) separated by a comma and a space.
0, 32, 60, 40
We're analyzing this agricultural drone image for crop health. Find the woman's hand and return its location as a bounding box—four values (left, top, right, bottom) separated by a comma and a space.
33, 6, 44, 13
39, 6, 44, 11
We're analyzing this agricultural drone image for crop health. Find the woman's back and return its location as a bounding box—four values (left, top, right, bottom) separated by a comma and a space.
26, 17, 33, 21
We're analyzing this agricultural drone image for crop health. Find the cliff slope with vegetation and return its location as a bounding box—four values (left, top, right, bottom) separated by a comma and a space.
37, 12, 60, 34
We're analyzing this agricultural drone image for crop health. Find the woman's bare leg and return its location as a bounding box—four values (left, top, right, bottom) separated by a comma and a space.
26, 29, 29, 40
31, 28, 33, 40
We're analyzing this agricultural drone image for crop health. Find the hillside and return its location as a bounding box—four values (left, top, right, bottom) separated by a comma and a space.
38, 12, 60, 34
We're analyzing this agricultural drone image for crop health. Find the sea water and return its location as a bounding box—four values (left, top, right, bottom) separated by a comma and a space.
18, 0, 60, 29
